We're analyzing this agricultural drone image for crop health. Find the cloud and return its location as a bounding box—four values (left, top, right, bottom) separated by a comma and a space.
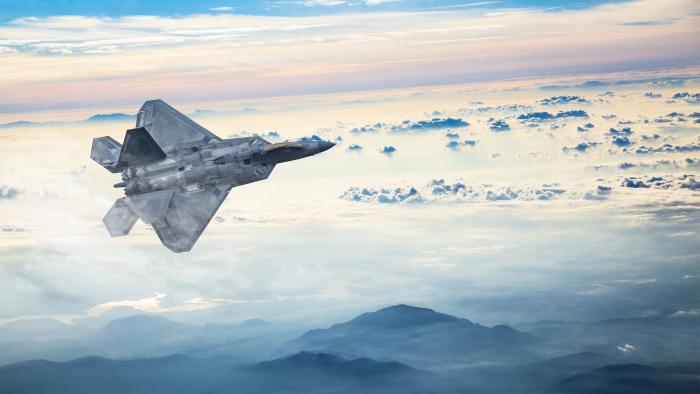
0, 0, 698, 113
347, 144, 362, 152
669, 309, 700, 317
86, 293, 250, 316
641, 134, 660, 141
340, 179, 619, 204
340, 185, 422, 204
622, 20, 673, 26
380, 146, 396, 155
686, 158, 700, 167
616, 159, 681, 170
365, 0, 400, 4
465, 104, 533, 115
556, 110, 589, 118
621, 175, 699, 190
341, 171, 700, 206
390, 117, 469, 132
670, 92, 700, 104
489, 119, 511, 132
644, 92, 662, 98
609, 127, 633, 136
635, 143, 700, 154
350, 123, 383, 133
617, 343, 637, 353
304, 0, 347, 6
300, 134, 323, 141
576, 123, 594, 132
540, 75, 694, 90
562, 142, 599, 153
515, 109, 588, 122
612, 136, 632, 147
517, 112, 554, 120
538, 95, 590, 105
446, 141, 461, 150
209, 6, 234, 12
0, 186, 19, 200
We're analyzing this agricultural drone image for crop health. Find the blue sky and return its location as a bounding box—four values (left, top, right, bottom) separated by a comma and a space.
0, 0, 633, 21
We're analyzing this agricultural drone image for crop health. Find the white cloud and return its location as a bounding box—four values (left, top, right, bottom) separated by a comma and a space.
365, 0, 401, 5
209, 6, 234, 11
617, 343, 636, 352
304, 0, 346, 6
86, 293, 256, 316
669, 309, 700, 317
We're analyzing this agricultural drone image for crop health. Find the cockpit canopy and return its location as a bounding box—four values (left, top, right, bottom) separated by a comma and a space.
263, 142, 304, 153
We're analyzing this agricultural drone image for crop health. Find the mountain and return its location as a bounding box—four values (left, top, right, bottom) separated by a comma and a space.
0, 113, 134, 129
0, 318, 79, 340
89, 315, 200, 358
1, 303, 698, 393
0, 120, 42, 128
216, 351, 441, 394
516, 314, 700, 362
0, 354, 230, 394
249, 351, 414, 377
3, 351, 696, 394
85, 113, 134, 122
560, 362, 700, 393
0, 352, 439, 394
276, 304, 538, 368
0, 314, 301, 366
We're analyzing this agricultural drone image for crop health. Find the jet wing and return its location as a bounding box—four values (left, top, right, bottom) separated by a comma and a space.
153, 186, 230, 253
136, 99, 220, 152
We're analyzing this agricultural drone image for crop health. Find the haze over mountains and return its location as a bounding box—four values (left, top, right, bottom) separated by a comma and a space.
1, 304, 698, 393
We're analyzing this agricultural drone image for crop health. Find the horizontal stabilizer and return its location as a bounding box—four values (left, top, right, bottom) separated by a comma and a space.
125, 190, 173, 226
103, 198, 138, 237
90, 136, 122, 173
116, 127, 167, 170
154, 186, 229, 253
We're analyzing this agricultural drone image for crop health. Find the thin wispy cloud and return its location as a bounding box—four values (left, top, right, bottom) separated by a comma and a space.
0, 0, 697, 114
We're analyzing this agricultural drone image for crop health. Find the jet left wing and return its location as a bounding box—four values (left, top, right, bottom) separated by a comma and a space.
136, 99, 220, 152
152, 186, 230, 253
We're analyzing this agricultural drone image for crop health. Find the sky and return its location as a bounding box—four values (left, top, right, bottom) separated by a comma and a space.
0, 0, 698, 329
0, 0, 698, 120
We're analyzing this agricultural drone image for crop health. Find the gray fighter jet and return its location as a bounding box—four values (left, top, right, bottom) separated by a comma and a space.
90, 99, 335, 252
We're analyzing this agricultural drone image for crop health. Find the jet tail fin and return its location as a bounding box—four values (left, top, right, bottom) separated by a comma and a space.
103, 198, 138, 237
116, 127, 167, 169
92, 128, 166, 173
91, 136, 122, 173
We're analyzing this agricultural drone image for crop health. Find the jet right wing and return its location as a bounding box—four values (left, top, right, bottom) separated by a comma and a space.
136, 99, 220, 152
152, 186, 230, 253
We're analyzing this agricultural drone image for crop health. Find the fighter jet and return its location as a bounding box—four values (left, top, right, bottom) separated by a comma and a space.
90, 99, 335, 252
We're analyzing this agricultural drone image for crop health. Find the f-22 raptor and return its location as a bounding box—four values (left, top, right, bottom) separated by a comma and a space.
91, 100, 335, 253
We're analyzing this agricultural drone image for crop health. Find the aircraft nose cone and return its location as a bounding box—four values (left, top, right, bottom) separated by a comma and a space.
318, 140, 335, 153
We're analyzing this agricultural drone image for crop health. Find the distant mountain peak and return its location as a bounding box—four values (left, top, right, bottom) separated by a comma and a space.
96, 314, 191, 337
252, 351, 415, 377
86, 113, 134, 122
275, 304, 537, 369
348, 304, 463, 328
